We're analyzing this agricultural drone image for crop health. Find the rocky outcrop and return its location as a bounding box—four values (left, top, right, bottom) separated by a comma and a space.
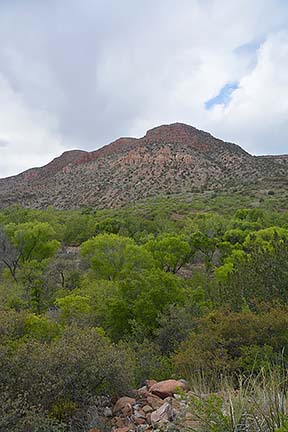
90, 378, 194, 432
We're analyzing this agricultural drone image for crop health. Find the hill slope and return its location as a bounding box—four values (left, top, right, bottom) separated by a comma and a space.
0, 123, 287, 209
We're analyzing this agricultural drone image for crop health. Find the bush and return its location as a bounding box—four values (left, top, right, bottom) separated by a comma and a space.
0, 392, 65, 432
0, 326, 135, 429
173, 307, 288, 380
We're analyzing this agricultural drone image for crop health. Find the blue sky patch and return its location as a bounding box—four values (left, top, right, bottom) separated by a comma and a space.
234, 39, 262, 56
205, 82, 239, 110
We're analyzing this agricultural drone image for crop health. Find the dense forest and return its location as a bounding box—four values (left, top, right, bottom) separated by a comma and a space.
2, 188, 288, 431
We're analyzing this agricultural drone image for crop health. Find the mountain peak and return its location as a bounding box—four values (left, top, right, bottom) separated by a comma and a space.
0, 123, 287, 210
145, 122, 201, 141
143, 122, 226, 152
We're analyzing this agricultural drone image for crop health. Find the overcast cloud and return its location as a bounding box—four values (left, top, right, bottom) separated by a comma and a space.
0, 0, 288, 177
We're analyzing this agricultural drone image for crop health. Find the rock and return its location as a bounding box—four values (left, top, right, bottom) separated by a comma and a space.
113, 396, 136, 415
146, 413, 152, 425
150, 401, 174, 425
133, 416, 146, 425
146, 394, 165, 410
142, 404, 154, 414
136, 388, 150, 398
150, 380, 187, 399
133, 409, 146, 419
122, 404, 133, 417
137, 385, 147, 394
113, 417, 128, 428
145, 379, 158, 390
164, 396, 181, 412
109, 378, 189, 431
103, 407, 113, 417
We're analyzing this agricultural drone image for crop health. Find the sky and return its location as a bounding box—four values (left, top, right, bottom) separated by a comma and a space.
0, 0, 288, 177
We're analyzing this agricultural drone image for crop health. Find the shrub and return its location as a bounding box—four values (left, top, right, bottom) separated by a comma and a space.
173, 307, 288, 380
0, 326, 135, 429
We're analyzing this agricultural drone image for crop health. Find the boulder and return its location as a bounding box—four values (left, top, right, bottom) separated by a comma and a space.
136, 388, 150, 398
133, 409, 146, 419
150, 401, 173, 425
150, 380, 187, 399
132, 416, 146, 425
146, 394, 165, 410
122, 404, 133, 417
113, 396, 136, 415
145, 379, 158, 390
142, 404, 154, 414
136, 385, 147, 394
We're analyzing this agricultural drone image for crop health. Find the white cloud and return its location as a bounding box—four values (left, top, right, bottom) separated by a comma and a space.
208, 31, 288, 154
0, 0, 288, 177
0, 73, 65, 177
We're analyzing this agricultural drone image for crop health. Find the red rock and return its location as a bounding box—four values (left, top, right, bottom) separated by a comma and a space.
142, 404, 154, 414
133, 416, 146, 425
145, 379, 157, 390
146, 413, 152, 425
136, 385, 146, 393
136, 388, 150, 398
146, 394, 164, 410
121, 404, 133, 417
113, 396, 136, 415
150, 379, 187, 399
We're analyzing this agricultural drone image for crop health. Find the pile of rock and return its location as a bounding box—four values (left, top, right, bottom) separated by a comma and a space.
108, 379, 188, 432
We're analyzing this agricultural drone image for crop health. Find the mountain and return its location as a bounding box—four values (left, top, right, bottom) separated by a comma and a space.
0, 123, 287, 209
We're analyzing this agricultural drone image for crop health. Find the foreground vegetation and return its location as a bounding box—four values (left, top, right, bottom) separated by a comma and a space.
1, 188, 288, 431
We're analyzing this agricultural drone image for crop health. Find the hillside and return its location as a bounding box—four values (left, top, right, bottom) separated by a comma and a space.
0, 123, 287, 209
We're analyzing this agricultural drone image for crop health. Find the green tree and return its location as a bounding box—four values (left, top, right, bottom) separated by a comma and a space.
81, 233, 154, 280
145, 234, 192, 273
6, 222, 60, 263
55, 294, 92, 325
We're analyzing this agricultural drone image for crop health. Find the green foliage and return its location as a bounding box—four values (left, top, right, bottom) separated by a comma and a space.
0, 326, 135, 429
24, 313, 61, 342
146, 233, 192, 273
81, 233, 154, 280
55, 294, 92, 325
2, 193, 288, 428
173, 307, 288, 379
6, 221, 60, 262
127, 269, 184, 334
155, 304, 198, 354
188, 393, 230, 432
218, 239, 288, 309
184, 368, 288, 432
223, 228, 247, 245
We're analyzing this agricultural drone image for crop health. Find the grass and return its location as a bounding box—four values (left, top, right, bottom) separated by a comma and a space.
179, 367, 288, 432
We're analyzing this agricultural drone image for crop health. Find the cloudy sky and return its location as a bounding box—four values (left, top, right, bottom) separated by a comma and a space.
0, 0, 288, 177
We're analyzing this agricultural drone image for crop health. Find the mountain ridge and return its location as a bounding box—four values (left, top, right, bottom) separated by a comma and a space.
0, 123, 287, 209
1, 123, 250, 181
